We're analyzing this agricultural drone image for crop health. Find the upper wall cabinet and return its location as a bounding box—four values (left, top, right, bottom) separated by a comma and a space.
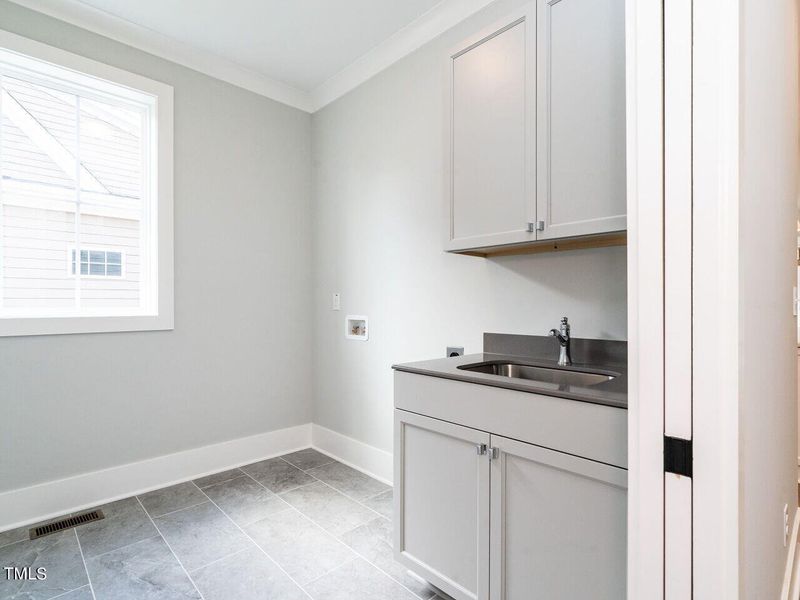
445, 0, 626, 254
536, 0, 626, 240
445, 6, 536, 252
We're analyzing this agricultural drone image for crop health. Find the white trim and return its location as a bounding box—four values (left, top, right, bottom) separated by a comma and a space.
782, 507, 800, 600
7, 0, 498, 113
0, 422, 312, 532
691, 0, 741, 597
625, 0, 664, 597
0, 29, 174, 336
311, 0, 498, 111
311, 423, 393, 485
5, 0, 313, 112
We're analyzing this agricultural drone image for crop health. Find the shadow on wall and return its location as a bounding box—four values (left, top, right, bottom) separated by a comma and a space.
486, 245, 628, 340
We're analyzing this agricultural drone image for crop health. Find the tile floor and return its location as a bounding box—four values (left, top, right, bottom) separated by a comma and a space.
0, 448, 446, 600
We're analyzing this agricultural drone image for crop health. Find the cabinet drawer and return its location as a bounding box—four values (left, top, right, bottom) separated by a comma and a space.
394, 371, 627, 468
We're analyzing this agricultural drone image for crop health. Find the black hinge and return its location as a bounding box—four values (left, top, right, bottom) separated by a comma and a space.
664, 436, 692, 477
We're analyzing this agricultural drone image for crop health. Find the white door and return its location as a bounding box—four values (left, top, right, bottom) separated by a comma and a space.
445, 5, 536, 251
536, 0, 626, 240
394, 410, 490, 600
489, 435, 627, 600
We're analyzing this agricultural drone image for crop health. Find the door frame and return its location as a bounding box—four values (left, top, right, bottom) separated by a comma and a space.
626, 0, 741, 597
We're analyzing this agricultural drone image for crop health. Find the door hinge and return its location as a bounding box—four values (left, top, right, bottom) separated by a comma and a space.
664, 436, 692, 477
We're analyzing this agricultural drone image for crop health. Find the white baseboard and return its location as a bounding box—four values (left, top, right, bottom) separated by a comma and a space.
0, 423, 312, 533
782, 507, 800, 600
312, 423, 393, 485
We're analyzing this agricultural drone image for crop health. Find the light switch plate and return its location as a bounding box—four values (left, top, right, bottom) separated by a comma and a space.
332, 293, 341, 311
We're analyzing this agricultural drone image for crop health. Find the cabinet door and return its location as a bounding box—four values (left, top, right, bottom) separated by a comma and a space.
536, 0, 626, 240
489, 435, 627, 599
394, 410, 490, 600
445, 5, 536, 251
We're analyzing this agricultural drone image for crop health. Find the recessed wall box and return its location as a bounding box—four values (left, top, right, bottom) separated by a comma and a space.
345, 315, 368, 341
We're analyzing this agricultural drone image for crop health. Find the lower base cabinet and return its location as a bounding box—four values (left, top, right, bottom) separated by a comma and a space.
394, 409, 627, 600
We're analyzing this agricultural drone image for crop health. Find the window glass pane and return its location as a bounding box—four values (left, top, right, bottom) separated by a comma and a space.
0, 55, 149, 318
1, 76, 78, 311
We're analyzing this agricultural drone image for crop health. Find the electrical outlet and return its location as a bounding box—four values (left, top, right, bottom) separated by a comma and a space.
446, 346, 464, 358
784, 503, 790, 547
332, 293, 341, 311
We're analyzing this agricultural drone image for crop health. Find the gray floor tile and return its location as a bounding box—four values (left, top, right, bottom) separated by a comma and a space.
203, 476, 290, 527
280, 448, 336, 471
192, 546, 306, 600
192, 468, 244, 489
0, 526, 29, 549
363, 489, 393, 520
55, 586, 94, 599
86, 535, 200, 600
138, 482, 207, 517
244, 509, 353, 585
241, 457, 316, 494
307, 462, 390, 502
304, 557, 419, 600
341, 517, 436, 599
281, 481, 376, 536
76, 497, 158, 559
0, 514, 82, 550
154, 502, 251, 572
0, 530, 88, 600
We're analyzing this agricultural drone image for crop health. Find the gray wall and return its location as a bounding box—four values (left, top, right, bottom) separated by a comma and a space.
738, 0, 799, 595
311, 0, 628, 453
0, 1, 313, 492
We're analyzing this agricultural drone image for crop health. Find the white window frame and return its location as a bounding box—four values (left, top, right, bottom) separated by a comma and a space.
0, 29, 173, 336
67, 247, 127, 279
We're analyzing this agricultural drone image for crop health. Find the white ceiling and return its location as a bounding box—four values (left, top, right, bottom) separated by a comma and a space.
73, 0, 443, 91
9, 0, 497, 111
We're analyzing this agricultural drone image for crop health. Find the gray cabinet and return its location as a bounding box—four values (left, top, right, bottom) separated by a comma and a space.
394, 407, 627, 600
445, 5, 536, 251
535, 0, 626, 239
394, 410, 490, 600
489, 435, 627, 600
445, 0, 626, 253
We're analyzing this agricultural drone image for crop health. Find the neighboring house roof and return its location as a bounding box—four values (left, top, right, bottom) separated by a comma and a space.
1, 75, 143, 219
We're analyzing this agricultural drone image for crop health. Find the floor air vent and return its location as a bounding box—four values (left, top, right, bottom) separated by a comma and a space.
29, 510, 104, 540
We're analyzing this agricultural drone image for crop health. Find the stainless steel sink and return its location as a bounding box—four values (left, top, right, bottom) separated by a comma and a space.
457, 361, 616, 387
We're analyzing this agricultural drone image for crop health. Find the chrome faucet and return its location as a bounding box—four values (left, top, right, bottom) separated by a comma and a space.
549, 317, 572, 366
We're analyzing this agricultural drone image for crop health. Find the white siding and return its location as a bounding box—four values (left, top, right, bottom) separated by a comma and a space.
2, 204, 140, 308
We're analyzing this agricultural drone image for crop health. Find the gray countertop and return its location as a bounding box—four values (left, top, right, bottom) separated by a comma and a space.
392, 334, 628, 409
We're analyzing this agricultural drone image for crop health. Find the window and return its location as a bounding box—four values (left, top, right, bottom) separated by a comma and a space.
70, 249, 124, 277
0, 30, 173, 336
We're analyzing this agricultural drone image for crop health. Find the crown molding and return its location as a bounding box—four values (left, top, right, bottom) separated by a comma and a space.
6, 0, 314, 112
7, 0, 499, 113
310, 0, 498, 111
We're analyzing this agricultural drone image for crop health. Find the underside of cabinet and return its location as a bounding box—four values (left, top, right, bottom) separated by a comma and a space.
453, 231, 627, 258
